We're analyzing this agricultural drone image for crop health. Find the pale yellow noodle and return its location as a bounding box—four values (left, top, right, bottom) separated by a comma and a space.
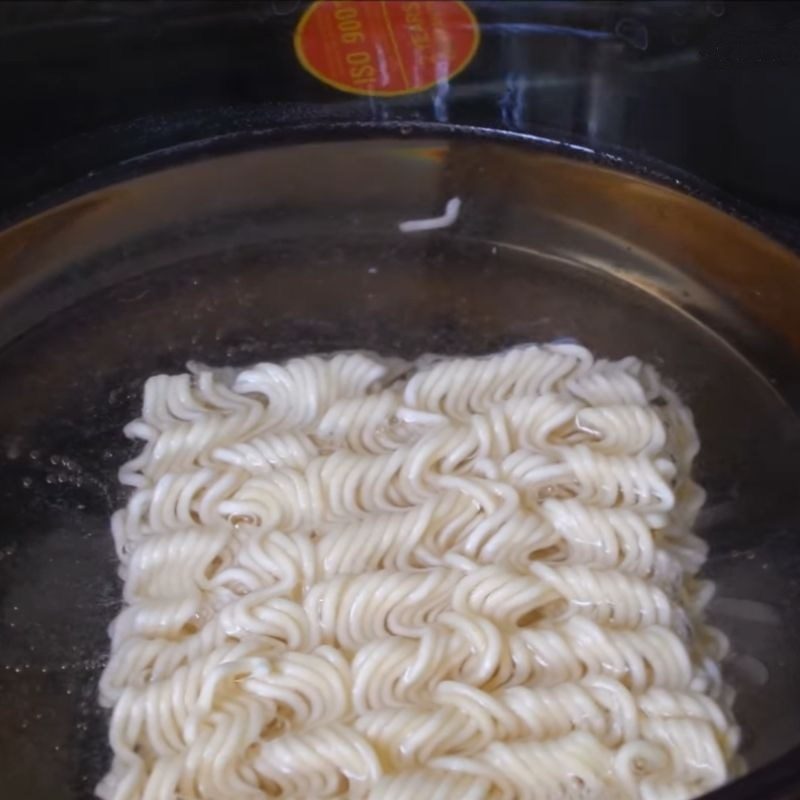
99, 345, 737, 800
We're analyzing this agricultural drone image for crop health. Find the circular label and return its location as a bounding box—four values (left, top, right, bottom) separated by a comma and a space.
294, 1, 480, 97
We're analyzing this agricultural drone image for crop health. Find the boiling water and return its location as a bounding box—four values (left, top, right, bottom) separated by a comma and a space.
0, 233, 798, 798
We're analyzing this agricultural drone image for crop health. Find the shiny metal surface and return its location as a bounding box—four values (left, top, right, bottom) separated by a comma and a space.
0, 136, 798, 798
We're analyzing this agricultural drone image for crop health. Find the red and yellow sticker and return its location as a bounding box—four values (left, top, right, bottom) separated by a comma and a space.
294, 1, 480, 97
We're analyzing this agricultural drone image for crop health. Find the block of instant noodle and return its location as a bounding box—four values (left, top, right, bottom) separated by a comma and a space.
98, 344, 739, 800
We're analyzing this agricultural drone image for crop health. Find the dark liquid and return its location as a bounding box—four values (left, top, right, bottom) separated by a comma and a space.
0, 232, 797, 797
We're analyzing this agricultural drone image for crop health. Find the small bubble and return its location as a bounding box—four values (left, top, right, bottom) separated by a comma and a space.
29, 450, 40, 462
708, 0, 725, 17
45, 474, 56, 484
49, 454, 61, 466
21, 476, 33, 489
